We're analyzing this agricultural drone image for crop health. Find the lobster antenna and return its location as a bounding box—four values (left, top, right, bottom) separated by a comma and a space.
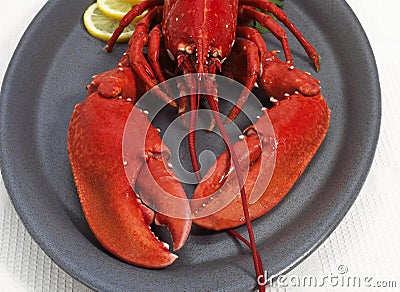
227, 229, 264, 278
204, 95, 266, 291
185, 73, 265, 290
188, 75, 202, 182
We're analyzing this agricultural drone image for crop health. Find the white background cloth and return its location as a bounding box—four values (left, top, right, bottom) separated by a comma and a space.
0, 0, 399, 291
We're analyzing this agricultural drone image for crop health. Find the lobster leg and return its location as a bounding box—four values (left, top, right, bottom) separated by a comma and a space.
128, 9, 161, 87
148, 24, 174, 95
237, 26, 269, 57
226, 22, 321, 121
105, 0, 163, 52
225, 38, 260, 122
107, 6, 177, 108
240, 6, 293, 65
148, 24, 165, 83
127, 8, 175, 104
240, 0, 320, 71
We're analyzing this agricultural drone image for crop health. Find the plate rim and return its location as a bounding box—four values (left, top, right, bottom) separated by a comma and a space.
0, 0, 381, 290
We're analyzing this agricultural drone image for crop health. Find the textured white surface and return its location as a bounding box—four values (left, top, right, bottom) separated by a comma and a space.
1, 0, 399, 291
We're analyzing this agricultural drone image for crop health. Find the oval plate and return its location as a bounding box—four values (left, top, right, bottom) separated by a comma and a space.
0, 0, 380, 290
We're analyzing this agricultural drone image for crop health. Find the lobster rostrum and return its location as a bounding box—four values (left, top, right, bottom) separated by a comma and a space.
68, 0, 330, 289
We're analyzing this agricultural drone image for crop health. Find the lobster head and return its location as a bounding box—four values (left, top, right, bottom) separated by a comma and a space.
162, 0, 238, 74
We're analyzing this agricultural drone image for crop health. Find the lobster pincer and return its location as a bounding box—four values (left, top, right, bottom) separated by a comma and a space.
192, 52, 330, 230
68, 60, 191, 268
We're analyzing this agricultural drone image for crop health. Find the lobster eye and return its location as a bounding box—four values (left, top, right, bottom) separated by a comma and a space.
185, 45, 194, 54
210, 48, 219, 58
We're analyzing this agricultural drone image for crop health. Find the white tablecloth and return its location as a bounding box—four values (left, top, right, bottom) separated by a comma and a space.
1, 1, 399, 291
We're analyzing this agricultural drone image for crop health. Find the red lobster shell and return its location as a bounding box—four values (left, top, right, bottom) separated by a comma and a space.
68, 0, 330, 288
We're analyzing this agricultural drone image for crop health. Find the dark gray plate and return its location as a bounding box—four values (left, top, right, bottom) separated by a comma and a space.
0, 0, 380, 291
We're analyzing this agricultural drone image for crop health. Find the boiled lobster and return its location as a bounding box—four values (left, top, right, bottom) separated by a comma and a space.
68, 0, 330, 289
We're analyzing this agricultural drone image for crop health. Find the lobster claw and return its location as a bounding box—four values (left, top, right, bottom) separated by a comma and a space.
192, 93, 330, 230
87, 55, 145, 99
258, 51, 321, 100
193, 54, 330, 230
123, 106, 192, 250
68, 67, 191, 268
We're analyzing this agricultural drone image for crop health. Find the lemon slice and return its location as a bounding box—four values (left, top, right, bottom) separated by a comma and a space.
97, 0, 137, 20
125, 0, 143, 4
83, 3, 136, 42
